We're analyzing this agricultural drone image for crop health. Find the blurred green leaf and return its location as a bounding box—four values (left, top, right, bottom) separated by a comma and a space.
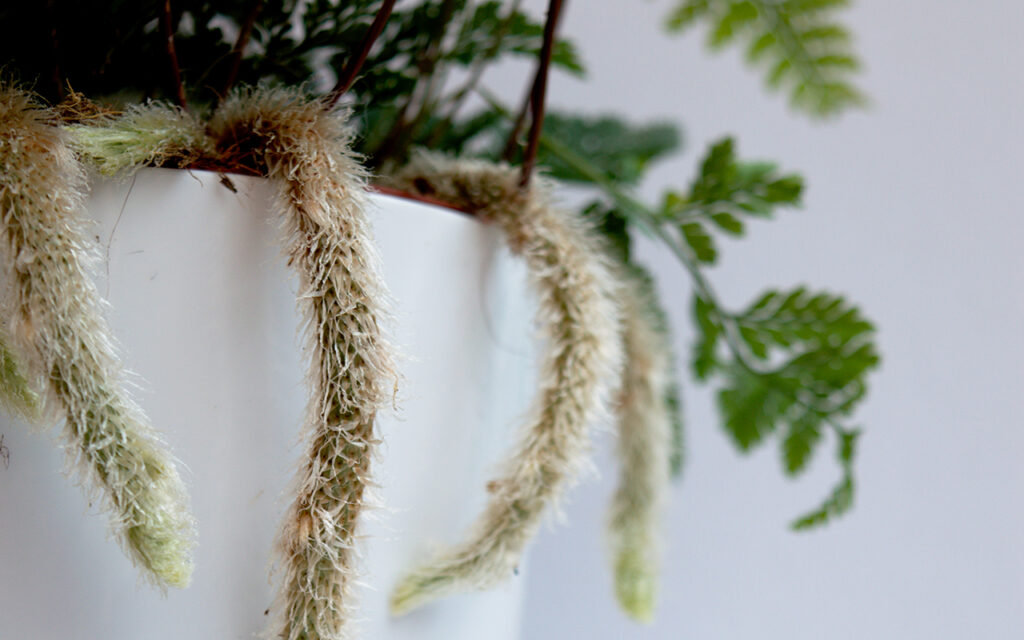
791, 429, 859, 529
691, 295, 722, 380
536, 113, 682, 186
698, 285, 876, 524
657, 138, 802, 261
580, 200, 632, 262
665, 0, 866, 117
449, 1, 584, 75
681, 221, 717, 263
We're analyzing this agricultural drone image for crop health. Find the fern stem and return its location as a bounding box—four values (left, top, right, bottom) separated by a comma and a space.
324, 0, 398, 108
43, 0, 65, 101
519, 0, 567, 188
219, 0, 264, 101
158, 0, 187, 109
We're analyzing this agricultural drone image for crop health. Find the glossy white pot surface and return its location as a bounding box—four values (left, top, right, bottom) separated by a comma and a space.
0, 168, 535, 639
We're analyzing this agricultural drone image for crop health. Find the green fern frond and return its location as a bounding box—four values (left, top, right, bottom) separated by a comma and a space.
693, 286, 878, 526
791, 429, 858, 529
666, 0, 866, 117
661, 137, 803, 265
717, 287, 878, 452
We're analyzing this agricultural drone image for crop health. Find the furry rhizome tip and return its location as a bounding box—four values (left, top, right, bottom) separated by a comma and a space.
385, 154, 623, 616
0, 84, 195, 589
607, 266, 674, 623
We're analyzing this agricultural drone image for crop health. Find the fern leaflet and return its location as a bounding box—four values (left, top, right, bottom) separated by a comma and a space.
666, 0, 866, 116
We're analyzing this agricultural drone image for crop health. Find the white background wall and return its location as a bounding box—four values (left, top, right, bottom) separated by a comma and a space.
495, 1, 1024, 638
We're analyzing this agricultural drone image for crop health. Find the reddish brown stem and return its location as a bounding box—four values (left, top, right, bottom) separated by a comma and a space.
44, 0, 65, 101
501, 88, 531, 162
220, 0, 264, 100
519, 0, 565, 188
159, 0, 187, 109
324, 0, 397, 109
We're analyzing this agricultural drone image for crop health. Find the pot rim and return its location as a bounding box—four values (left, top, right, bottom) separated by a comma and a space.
162, 162, 475, 219
370, 184, 475, 218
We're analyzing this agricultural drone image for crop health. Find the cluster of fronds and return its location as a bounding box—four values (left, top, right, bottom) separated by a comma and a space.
666, 0, 865, 116
606, 266, 675, 623
386, 154, 622, 615
208, 88, 396, 640
0, 84, 195, 589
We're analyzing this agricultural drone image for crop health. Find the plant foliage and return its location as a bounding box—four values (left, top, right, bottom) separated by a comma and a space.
666, 0, 865, 116
537, 114, 681, 186
659, 137, 803, 264
0, 0, 878, 534
516, 121, 878, 523
691, 284, 877, 524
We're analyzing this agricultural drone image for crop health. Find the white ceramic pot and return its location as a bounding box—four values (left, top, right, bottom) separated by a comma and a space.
0, 168, 535, 639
